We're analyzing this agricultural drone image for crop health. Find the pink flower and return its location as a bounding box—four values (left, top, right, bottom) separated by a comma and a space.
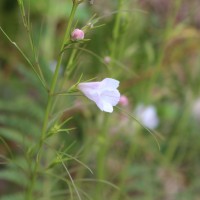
119, 95, 129, 106
78, 78, 120, 113
71, 29, 84, 41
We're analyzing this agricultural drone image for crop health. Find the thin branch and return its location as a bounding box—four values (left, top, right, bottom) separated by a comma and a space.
0, 26, 47, 90
61, 159, 82, 200
116, 106, 161, 150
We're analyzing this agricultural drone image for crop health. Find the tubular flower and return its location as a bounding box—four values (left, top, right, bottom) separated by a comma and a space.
78, 78, 120, 113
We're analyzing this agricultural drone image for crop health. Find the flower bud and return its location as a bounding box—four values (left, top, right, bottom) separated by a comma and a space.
104, 56, 111, 64
71, 29, 84, 41
119, 95, 129, 107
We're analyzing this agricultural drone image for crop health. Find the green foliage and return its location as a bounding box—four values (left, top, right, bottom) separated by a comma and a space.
1, 0, 200, 199
0, 168, 28, 187
1, 194, 24, 200
0, 65, 45, 198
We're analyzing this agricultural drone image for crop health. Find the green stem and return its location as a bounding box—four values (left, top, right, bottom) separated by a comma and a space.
0, 26, 47, 90
26, 3, 78, 199
17, 0, 47, 89
41, 1, 78, 146
51, 47, 78, 113
112, 137, 137, 199
41, 0, 77, 149
96, 114, 109, 200
65, 47, 78, 77
108, 0, 123, 69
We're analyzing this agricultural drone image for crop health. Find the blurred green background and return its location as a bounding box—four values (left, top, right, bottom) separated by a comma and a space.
1, 0, 200, 199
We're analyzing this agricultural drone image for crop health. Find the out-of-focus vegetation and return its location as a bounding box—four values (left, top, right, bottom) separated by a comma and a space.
1, 0, 200, 199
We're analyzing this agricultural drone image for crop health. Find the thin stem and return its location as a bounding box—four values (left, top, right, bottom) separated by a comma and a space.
65, 47, 78, 78
96, 114, 109, 200
27, 28, 46, 87
41, 2, 78, 140
51, 47, 78, 113
116, 106, 160, 150
108, 0, 123, 69
0, 26, 47, 90
26, 3, 78, 199
17, 0, 47, 88
112, 139, 137, 199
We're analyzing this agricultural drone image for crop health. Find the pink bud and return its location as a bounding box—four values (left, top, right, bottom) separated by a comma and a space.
119, 95, 129, 106
71, 29, 84, 41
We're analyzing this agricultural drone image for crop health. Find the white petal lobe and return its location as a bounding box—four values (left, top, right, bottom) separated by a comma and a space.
101, 90, 120, 106
102, 101, 113, 113
101, 78, 119, 89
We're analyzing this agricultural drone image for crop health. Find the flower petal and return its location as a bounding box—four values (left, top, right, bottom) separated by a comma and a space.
100, 89, 120, 106
78, 83, 100, 102
96, 99, 113, 113
78, 82, 100, 90
94, 98, 104, 111
102, 101, 113, 113
101, 78, 119, 89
